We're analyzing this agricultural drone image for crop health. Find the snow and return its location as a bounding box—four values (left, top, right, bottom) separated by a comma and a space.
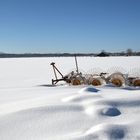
0, 56, 140, 140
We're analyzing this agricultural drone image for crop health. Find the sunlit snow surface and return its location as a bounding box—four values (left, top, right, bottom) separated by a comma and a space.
0, 57, 140, 140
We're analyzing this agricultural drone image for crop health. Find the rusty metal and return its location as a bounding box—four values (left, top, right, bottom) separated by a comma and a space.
50, 62, 70, 85
50, 57, 140, 87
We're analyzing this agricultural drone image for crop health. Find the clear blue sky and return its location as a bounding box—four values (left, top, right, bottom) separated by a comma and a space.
0, 0, 140, 53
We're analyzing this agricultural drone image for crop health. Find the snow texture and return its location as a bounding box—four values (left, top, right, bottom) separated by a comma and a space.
0, 56, 140, 140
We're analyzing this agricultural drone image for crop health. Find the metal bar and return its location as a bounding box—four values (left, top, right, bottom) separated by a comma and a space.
75, 55, 79, 73
50, 62, 64, 78
53, 66, 57, 79
53, 65, 64, 78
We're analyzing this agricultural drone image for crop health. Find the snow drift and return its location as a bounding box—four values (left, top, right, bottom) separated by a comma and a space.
0, 56, 140, 140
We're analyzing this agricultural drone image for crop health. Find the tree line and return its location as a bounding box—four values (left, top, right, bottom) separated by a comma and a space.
0, 49, 139, 58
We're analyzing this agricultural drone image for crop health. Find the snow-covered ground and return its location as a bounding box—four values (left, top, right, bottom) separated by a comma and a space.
0, 56, 140, 140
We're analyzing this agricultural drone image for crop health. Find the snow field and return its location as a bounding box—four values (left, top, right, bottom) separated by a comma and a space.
0, 57, 140, 140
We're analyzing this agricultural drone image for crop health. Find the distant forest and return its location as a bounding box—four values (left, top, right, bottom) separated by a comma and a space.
0, 49, 140, 58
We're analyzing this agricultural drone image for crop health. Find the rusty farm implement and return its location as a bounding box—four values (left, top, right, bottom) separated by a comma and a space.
50, 56, 140, 87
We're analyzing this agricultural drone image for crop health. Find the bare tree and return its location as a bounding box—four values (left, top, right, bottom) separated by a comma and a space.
126, 48, 133, 56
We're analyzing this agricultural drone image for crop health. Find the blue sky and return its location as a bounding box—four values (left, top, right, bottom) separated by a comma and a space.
0, 0, 140, 53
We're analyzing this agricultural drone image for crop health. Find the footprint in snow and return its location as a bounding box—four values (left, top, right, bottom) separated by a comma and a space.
101, 107, 121, 117
85, 123, 127, 140
79, 87, 100, 93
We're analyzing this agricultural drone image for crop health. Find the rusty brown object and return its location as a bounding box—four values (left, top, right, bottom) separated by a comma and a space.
50, 62, 68, 85
50, 59, 140, 87
91, 79, 102, 86
133, 79, 140, 87
71, 79, 81, 85
111, 78, 123, 87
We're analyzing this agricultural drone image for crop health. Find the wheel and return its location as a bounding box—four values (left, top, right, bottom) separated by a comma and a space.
71, 78, 81, 85
133, 79, 140, 87
91, 78, 102, 86
109, 72, 126, 87
111, 78, 123, 87
88, 75, 105, 86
